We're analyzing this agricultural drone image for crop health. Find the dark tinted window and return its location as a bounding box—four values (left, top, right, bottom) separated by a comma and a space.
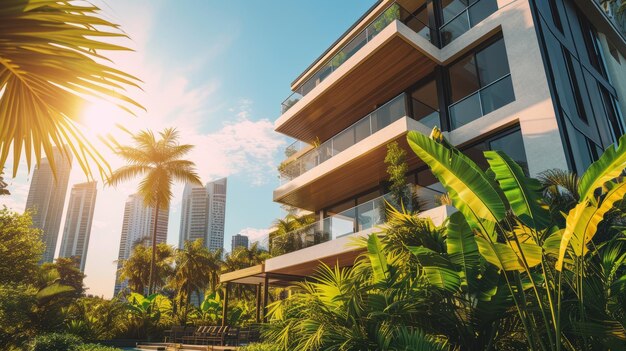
449, 54, 479, 102
469, 0, 498, 25
462, 128, 528, 174
488, 129, 528, 174
476, 38, 510, 85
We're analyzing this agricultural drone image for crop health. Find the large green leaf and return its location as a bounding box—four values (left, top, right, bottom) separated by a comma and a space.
475, 236, 542, 271
367, 234, 389, 283
578, 134, 626, 203
485, 150, 551, 229
36, 282, 74, 300
408, 246, 461, 292
556, 180, 626, 270
446, 212, 480, 291
407, 131, 505, 237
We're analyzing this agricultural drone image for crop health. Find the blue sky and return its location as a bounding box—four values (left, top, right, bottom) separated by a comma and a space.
0, 0, 376, 297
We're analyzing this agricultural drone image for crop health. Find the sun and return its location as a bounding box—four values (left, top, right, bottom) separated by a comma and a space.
79, 100, 127, 137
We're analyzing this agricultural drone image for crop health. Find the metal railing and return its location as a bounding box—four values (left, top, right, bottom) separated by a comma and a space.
448, 74, 513, 129
278, 94, 407, 183
268, 193, 393, 255
281, 2, 434, 114
268, 185, 446, 256
284, 140, 310, 158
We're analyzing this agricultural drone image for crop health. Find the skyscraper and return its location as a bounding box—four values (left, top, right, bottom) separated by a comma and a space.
231, 233, 249, 250
59, 182, 98, 272
178, 178, 227, 252
113, 193, 169, 296
25, 148, 72, 264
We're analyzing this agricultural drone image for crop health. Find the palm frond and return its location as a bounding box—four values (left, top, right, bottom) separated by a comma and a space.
0, 0, 144, 177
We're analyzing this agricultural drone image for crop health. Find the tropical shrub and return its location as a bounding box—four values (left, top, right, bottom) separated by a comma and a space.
77, 344, 123, 351
239, 342, 282, 351
28, 333, 83, 351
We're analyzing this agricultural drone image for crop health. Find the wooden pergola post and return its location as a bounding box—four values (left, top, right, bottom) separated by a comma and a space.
255, 283, 262, 323
263, 275, 269, 322
222, 282, 230, 326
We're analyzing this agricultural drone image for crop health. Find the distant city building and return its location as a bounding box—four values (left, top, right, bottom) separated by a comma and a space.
231, 233, 249, 250
113, 193, 169, 296
178, 178, 227, 252
25, 148, 72, 264
59, 182, 97, 272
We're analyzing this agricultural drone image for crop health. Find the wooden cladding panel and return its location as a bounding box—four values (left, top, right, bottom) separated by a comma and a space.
278, 35, 436, 143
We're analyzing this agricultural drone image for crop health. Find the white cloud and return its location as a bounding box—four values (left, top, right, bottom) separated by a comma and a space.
238, 227, 271, 248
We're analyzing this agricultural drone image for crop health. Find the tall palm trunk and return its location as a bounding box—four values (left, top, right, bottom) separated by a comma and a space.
148, 199, 160, 295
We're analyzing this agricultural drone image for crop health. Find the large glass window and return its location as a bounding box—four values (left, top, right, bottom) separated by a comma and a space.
439, 0, 498, 46
448, 37, 515, 129
410, 79, 440, 129
462, 127, 529, 174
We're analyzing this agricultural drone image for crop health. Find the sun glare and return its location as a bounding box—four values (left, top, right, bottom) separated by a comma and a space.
79, 100, 125, 137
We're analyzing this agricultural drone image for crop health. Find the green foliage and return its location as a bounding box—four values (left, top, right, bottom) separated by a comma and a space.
239, 343, 282, 351
0, 171, 9, 195
28, 333, 83, 351
77, 344, 122, 351
0, 0, 143, 177
260, 128, 626, 351
0, 283, 37, 348
0, 208, 44, 285
385, 141, 411, 209
117, 243, 174, 294
269, 213, 316, 257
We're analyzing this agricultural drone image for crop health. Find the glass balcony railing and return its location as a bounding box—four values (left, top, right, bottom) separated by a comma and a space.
278, 94, 407, 183
281, 2, 435, 114
268, 193, 393, 256
268, 186, 446, 256
449, 74, 514, 129
440, 0, 498, 46
284, 140, 311, 158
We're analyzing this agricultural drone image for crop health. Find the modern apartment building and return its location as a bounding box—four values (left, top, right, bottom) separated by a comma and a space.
113, 193, 169, 295
59, 182, 98, 272
221, 0, 626, 318
231, 233, 249, 250
25, 148, 72, 264
178, 178, 227, 252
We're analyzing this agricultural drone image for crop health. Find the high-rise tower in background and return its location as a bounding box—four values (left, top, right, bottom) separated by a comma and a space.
25, 148, 72, 264
231, 233, 249, 250
59, 182, 98, 272
113, 193, 169, 296
178, 178, 227, 252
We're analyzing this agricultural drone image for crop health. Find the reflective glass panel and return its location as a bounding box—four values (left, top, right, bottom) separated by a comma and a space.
480, 75, 515, 115
475, 38, 510, 86
469, 0, 498, 26
449, 54, 480, 102
450, 93, 482, 128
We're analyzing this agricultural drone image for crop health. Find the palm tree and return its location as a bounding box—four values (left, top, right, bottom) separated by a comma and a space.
0, 0, 142, 177
118, 243, 174, 294
0, 171, 9, 195
108, 128, 201, 294
168, 239, 222, 323
269, 213, 316, 256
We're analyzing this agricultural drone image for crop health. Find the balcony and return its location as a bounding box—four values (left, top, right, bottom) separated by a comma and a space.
274, 115, 435, 211
275, 7, 439, 142
281, 2, 435, 115
278, 93, 438, 184
265, 203, 455, 276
